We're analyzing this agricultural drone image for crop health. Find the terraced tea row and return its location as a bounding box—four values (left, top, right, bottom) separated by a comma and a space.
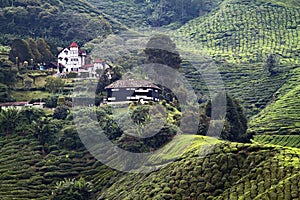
249, 67, 300, 134
180, 59, 292, 116
174, 0, 300, 64
99, 138, 300, 199
0, 134, 119, 199
254, 135, 300, 148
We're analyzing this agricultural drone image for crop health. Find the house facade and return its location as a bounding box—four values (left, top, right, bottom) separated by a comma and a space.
57, 42, 111, 78
57, 42, 87, 73
105, 80, 161, 105
80, 59, 111, 78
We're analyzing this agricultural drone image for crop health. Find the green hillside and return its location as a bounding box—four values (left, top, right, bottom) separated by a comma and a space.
0, 133, 120, 199
0, 0, 112, 46
2, 0, 300, 199
249, 67, 300, 134
99, 135, 300, 199
174, 0, 300, 64
1, 133, 300, 199
254, 135, 300, 148
169, 0, 300, 117
88, 0, 223, 28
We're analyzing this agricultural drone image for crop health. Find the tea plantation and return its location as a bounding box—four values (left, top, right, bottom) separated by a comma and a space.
2, 134, 300, 199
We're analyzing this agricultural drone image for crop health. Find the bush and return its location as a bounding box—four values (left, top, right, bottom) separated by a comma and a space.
51, 177, 95, 200
53, 105, 69, 120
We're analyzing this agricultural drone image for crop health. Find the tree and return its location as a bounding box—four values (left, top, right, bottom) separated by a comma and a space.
205, 94, 251, 143
45, 77, 65, 94
0, 108, 21, 135
0, 60, 17, 88
0, 83, 10, 102
0, 0, 10, 8
28, 38, 42, 63
15, 107, 45, 135
9, 39, 33, 66
264, 54, 278, 76
96, 66, 122, 95
37, 38, 54, 63
53, 105, 69, 120
144, 34, 182, 69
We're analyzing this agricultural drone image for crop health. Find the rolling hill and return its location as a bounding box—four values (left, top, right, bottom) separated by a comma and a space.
87, 0, 224, 28
174, 0, 300, 64
169, 0, 300, 120
1, 133, 300, 199
249, 67, 300, 134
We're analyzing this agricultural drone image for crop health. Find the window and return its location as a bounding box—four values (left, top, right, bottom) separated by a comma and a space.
112, 89, 119, 92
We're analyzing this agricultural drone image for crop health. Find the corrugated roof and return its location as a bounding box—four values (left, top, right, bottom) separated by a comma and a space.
105, 80, 160, 89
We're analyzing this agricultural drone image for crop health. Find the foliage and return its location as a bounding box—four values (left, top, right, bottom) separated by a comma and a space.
0, 0, 112, 46
144, 34, 182, 69
95, 65, 122, 95
45, 77, 65, 94
0, 59, 17, 101
205, 94, 251, 142
264, 54, 279, 76
9, 39, 33, 64
51, 177, 94, 200
45, 95, 58, 108
58, 125, 84, 150
53, 105, 69, 120
0, 107, 21, 135
88, 0, 223, 28
8, 38, 54, 66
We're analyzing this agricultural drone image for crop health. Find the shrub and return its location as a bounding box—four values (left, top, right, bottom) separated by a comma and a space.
51, 177, 95, 200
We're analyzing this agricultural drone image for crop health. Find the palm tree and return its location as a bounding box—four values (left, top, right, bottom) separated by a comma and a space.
0, 108, 21, 135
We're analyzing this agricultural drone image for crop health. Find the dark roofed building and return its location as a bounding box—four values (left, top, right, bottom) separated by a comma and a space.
105, 80, 161, 104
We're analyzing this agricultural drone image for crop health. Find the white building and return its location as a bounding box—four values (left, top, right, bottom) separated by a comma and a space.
80, 59, 111, 78
57, 42, 87, 73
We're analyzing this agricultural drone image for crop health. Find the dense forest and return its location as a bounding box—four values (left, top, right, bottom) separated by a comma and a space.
0, 0, 112, 46
1, 0, 300, 199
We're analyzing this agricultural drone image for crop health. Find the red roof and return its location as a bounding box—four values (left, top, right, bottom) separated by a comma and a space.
80, 64, 94, 69
0, 102, 29, 107
94, 58, 105, 63
70, 42, 79, 48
